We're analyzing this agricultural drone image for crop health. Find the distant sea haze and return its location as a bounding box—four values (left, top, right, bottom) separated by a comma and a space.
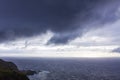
2, 58, 120, 80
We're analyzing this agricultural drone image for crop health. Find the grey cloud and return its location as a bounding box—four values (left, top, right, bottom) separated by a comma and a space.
0, 0, 119, 44
112, 47, 120, 53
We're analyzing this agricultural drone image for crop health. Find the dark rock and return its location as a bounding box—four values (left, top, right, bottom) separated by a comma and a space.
21, 70, 37, 76
0, 59, 29, 80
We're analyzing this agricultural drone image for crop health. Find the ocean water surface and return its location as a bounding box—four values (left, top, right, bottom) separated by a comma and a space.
2, 57, 120, 80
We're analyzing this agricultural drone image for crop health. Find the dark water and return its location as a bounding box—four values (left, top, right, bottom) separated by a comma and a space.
1, 57, 120, 80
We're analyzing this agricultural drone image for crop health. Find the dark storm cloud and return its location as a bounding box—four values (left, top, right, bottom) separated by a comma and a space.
0, 0, 119, 44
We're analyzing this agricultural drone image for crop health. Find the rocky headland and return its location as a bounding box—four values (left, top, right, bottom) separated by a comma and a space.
0, 59, 30, 80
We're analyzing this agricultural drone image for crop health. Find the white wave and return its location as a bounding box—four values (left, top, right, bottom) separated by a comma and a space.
28, 70, 50, 80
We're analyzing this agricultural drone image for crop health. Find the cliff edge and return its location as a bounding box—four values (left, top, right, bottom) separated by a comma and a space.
0, 59, 29, 80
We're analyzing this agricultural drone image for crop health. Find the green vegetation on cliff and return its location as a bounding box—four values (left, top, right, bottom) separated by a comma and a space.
0, 59, 29, 80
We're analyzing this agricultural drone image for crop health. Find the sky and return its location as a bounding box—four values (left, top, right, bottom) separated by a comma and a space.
0, 0, 120, 57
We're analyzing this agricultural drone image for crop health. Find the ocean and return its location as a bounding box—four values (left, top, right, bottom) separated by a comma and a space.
1, 57, 120, 80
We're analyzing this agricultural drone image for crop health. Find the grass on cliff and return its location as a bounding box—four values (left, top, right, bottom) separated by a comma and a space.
0, 69, 29, 80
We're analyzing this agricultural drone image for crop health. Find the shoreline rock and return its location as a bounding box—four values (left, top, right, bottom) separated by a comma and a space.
21, 70, 37, 76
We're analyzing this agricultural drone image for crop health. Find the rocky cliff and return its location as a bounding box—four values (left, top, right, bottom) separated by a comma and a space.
0, 59, 29, 80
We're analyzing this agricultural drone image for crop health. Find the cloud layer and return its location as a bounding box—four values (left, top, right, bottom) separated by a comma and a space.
0, 0, 120, 44
112, 47, 120, 53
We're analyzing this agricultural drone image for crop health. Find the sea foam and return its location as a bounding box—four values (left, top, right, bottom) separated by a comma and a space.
28, 70, 50, 80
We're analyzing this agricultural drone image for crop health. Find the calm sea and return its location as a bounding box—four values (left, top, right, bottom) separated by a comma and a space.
1, 57, 120, 80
